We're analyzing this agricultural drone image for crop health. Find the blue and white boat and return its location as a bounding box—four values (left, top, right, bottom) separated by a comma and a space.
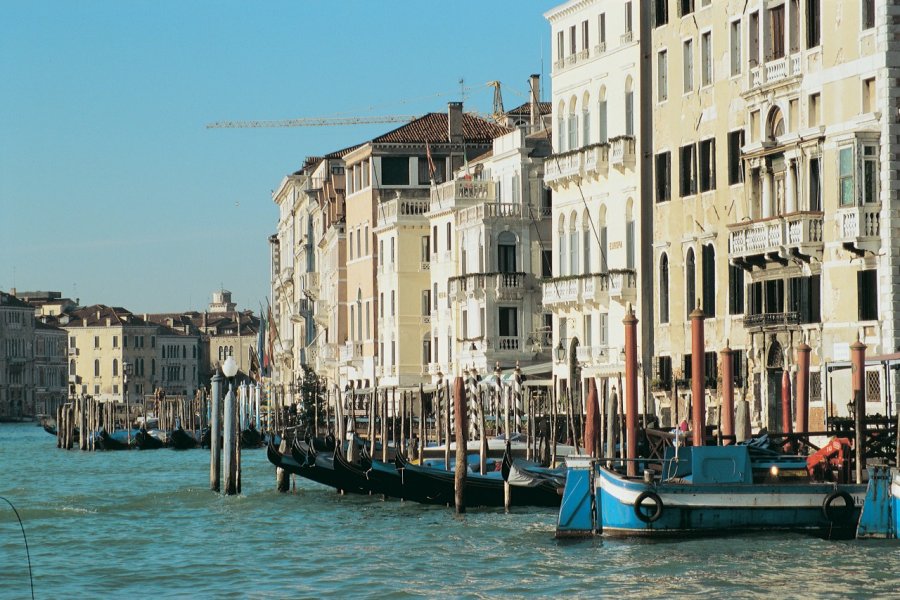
558, 443, 870, 539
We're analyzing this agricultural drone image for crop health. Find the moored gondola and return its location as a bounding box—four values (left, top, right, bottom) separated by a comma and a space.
132, 427, 165, 450
170, 426, 199, 450
95, 428, 133, 451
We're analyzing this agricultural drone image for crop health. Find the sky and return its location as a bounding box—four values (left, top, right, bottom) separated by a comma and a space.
0, 0, 557, 314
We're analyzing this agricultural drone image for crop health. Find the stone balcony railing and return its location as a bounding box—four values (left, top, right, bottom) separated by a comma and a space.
836, 205, 881, 254
744, 312, 801, 329
581, 272, 610, 305
449, 272, 526, 299
609, 136, 635, 168
748, 53, 802, 89
458, 202, 524, 225
608, 269, 637, 304
728, 212, 824, 264
377, 197, 431, 227
545, 143, 610, 186
575, 345, 610, 365
497, 336, 520, 351
542, 276, 583, 306
430, 178, 494, 209
620, 31, 633, 45
594, 42, 606, 56
301, 272, 319, 298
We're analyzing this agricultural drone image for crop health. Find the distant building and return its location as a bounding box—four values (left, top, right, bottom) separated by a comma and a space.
34, 318, 67, 416
0, 291, 36, 420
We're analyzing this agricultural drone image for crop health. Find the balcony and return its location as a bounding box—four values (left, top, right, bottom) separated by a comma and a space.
376, 197, 431, 228
748, 53, 802, 90
620, 31, 633, 45
449, 273, 486, 298
544, 150, 583, 185
301, 272, 319, 299
581, 273, 610, 305
430, 179, 494, 211
457, 202, 524, 226
339, 342, 364, 365
291, 299, 311, 323
575, 345, 609, 365
728, 212, 824, 267
609, 137, 635, 169
497, 336, 520, 351
583, 144, 609, 179
542, 276, 583, 307
836, 205, 881, 255
608, 269, 637, 304
744, 312, 801, 330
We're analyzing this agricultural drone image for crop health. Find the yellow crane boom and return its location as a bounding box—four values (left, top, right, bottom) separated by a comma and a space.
206, 115, 419, 129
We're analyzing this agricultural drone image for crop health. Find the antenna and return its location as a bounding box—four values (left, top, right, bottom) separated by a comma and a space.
459, 78, 466, 103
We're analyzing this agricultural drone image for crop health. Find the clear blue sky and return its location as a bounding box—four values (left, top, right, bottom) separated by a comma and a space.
0, 1, 556, 314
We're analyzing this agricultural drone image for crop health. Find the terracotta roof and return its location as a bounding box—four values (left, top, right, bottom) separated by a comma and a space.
505, 101, 552, 117
66, 305, 149, 327
372, 112, 510, 144
325, 143, 363, 159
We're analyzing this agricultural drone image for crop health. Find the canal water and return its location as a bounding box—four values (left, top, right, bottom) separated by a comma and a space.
1, 422, 897, 598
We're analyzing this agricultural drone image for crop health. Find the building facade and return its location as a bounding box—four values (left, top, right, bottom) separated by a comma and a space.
544, 0, 651, 412
0, 291, 36, 420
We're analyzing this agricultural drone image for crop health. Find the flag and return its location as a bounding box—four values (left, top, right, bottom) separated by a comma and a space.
425, 140, 437, 184
266, 304, 278, 376
256, 310, 266, 377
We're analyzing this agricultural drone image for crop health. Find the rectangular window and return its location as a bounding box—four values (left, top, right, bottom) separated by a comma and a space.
599, 226, 608, 273
839, 147, 854, 206
728, 264, 745, 315
112, 336, 118, 348
858, 270, 878, 321
568, 114, 577, 149
701, 31, 712, 86
654, 0, 668, 27
863, 0, 875, 30
569, 25, 576, 55
749, 11, 759, 67
862, 77, 875, 114
789, 275, 821, 323
808, 92, 820, 126
581, 20, 589, 50
390, 291, 395, 317
462, 310, 468, 339
656, 356, 673, 389
362, 160, 369, 187
599, 13, 606, 46
730, 20, 742, 76
626, 221, 635, 269
433, 283, 438, 310
704, 352, 717, 388
679, 144, 697, 196
625, 2, 633, 34
808, 157, 821, 211
381, 157, 409, 185
789, 0, 800, 52
769, 5, 785, 59
421, 290, 430, 316
557, 30, 564, 60
658, 50, 668, 102
806, 0, 820, 48
863, 145, 878, 204
421, 235, 430, 264
498, 307, 518, 337
728, 130, 744, 185
683, 39, 694, 93
94, 336, 100, 348
698, 138, 716, 192
422, 339, 431, 366
598, 312, 608, 345
655, 151, 671, 202
433, 336, 438, 362
446, 222, 451, 251
680, 0, 694, 17
366, 302, 371, 339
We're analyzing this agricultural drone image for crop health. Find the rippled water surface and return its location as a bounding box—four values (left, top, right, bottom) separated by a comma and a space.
1, 423, 898, 598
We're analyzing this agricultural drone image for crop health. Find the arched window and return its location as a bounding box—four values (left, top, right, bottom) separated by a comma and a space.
94, 359, 100, 377
598, 205, 608, 273
69, 359, 76, 376
557, 100, 567, 152
182, 346, 186, 359
686, 248, 696, 318
582, 209, 591, 274
151, 359, 156, 377
497, 231, 517, 273
229, 346, 234, 357
582, 91, 591, 145
569, 210, 579, 276
567, 96, 578, 150
625, 198, 635, 270
112, 359, 118, 377
598, 86, 608, 144
702, 243, 716, 317
558, 215, 567, 276
660, 254, 670, 324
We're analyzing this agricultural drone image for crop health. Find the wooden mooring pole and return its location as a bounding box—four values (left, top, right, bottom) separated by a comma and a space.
210, 371, 222, 492
454, 376, 467, 514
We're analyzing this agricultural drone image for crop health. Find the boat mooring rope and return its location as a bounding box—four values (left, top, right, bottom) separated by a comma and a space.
0, 496, 35, 600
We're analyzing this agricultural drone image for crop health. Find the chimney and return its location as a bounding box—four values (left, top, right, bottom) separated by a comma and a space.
96, 309, 101, 321
447, 102, 463, 146
10, 287, 15, 297
106, 317, 111, 327
529, 74, 541, 130
202, 311, 208, 329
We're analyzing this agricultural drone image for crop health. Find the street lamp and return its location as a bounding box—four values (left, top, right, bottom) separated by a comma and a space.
556, 340, 567, 362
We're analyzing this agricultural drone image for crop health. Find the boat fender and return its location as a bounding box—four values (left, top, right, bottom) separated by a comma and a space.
822, 490, 855, 522
633, 490, 664, 523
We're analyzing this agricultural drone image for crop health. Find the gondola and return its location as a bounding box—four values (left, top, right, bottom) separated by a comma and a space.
169, 426, 199, 450
266, 439, 307, 475
132, 427, 165, 450
95, 428, 133, 451
240, 423, 264, 448
330, 445, 380, 496
285, 438, 362, 494
394, 452, 508, 507
500, 447, 566, 507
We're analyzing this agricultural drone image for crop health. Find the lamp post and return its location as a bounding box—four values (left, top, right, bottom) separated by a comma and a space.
222, 356, 239, 495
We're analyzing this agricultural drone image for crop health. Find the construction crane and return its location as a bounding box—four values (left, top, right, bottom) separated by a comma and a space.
206, 115, 419, 129
487, 81, 505, 122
